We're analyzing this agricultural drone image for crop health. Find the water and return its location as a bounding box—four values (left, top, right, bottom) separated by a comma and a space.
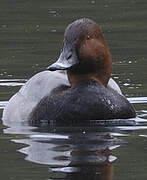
0, 0, 147, 179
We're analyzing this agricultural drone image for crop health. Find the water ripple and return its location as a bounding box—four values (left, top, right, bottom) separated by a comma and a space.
0, 101, 8, 109
0, 79, 27, 87
128, 97, 147, 104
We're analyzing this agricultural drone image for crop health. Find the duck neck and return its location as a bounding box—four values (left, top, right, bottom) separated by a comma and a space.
67, 61, 112, 87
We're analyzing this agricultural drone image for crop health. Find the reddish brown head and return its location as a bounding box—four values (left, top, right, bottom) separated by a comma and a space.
48, 18, 112, 87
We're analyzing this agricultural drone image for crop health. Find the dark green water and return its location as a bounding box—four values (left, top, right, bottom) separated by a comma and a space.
0, 0, 147, 180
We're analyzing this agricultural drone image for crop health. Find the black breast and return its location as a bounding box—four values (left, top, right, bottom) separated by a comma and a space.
29, 80, 136, 126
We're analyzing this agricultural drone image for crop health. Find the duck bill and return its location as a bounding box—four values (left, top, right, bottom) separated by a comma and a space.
47, 49, 78, 71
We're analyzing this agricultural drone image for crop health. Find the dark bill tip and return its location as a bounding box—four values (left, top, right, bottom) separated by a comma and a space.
47, 50, 78, 71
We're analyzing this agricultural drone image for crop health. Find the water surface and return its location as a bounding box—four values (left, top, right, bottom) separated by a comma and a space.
0, 0, 147, 180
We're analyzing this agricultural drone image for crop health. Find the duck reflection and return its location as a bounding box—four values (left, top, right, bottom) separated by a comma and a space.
53, 148, 113, 180
13, 126, 126, 180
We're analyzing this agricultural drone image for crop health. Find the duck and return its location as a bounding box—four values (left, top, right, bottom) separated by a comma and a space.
2, 70, 122, 126
28, 18, 136, 126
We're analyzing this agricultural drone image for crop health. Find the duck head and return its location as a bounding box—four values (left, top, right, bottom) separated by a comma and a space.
48, 18, 112, 87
